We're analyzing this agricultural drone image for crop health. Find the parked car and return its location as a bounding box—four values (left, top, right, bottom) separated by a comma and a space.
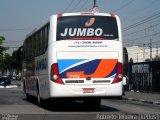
11, 75, 17, 80
0, 77, 11, 86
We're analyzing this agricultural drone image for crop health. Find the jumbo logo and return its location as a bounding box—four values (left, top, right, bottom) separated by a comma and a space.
85, 18, 95, 27
60, 17, 103, 37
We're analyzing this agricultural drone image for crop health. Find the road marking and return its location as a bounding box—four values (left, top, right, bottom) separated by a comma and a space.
0, 86, 4, 88
0, 85, 18, 88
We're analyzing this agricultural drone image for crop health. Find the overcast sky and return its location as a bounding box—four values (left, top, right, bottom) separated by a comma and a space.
0, 0, 160, 54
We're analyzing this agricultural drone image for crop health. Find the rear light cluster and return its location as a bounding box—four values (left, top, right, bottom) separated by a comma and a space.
112, 62, 123, 84
50, 63, 64, 85
110, 13, 116, 19
57, 13, 63, 19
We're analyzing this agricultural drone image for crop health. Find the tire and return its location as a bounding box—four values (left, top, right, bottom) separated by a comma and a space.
36, 82, 44, 107
37, 91, 41, 106
83, 98, 101, 110
23, 81, 26, 94
26, 94, 32, 101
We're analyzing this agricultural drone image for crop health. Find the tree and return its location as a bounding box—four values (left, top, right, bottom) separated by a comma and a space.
1, 53, 12, 70
145, 58, 151, 62
145, 56, 160, 62
0, 36, 8, 68
0, 36, 8, 56
123, 47, 129, 75
129, 58, 133, 63
11, 50, 21, 69
0, 36, 5, 45
153, 56, 160, 61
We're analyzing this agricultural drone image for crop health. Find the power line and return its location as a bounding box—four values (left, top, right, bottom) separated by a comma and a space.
123, 31, 160, 44
112, 0, 135, 13
123, 0, 158, 21
0, 27, 32, 32
77, 0, 88, 12
123, 22, 160, 37
126, 49, 160, 54
123, 12, 160, 31
63, 0, 75, 12
70, 0, 82, 12
124, 40, 160, 47
4, 41, 23, 43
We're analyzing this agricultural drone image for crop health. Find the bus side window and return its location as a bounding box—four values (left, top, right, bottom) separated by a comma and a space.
40, 30, 43, 54
42, 28, 45, 53
44, 26, 48, 50
32, 35, 36, 57
26, 39, 29, 60
35, 33, 39, 56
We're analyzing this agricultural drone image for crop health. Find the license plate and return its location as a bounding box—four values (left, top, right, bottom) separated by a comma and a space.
83, 88, 95, 93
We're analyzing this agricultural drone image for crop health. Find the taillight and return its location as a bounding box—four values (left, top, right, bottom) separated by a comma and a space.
112, 62, 123, 84
110, 13, 116, 19
57, 13, 63, 19
50, 63, 64, 85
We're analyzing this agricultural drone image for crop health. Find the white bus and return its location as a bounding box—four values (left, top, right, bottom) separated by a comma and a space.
22, 12, 123, 108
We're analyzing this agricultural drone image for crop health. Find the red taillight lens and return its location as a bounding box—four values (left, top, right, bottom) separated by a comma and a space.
57, 13, 63, 19
50, 63, 64, 85
110, 13, 116, 19
112, 62, 123, 84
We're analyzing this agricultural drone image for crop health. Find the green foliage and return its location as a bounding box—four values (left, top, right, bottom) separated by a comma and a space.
145, 56, 160, 62
0, 36, 5, 44
129, 58, 133, 63
145, 58, 151, 62
0, 36, 7, 63
0, 50, 21, 71
11, 50, 21, 69
153, 55, 160, 61
1, 53, 12, 70
0, 36, 11, 71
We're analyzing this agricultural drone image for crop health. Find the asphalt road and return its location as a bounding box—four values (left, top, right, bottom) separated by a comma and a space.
0, 82, 160, 120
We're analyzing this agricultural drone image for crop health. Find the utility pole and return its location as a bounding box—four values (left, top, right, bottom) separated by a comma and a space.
93, 0, 97, 8
148, 26, 154, 61
143, 44, 145, 62
149, 39, 152, 61
156, 44, 158, 57
137, 53, 138, 62
92, 0, 99, 12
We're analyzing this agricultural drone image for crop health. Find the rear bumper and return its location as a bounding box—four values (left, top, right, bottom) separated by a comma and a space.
48, 81, 122, 98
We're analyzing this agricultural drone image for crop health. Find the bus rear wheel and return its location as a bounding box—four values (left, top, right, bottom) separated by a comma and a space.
36, 82, 44, 107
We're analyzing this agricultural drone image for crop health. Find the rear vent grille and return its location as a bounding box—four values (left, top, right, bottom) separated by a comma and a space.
65, 80, 84, 83
93, 80, 111, 83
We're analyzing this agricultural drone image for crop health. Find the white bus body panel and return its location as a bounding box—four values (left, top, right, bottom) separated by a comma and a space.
49, 81, 122, 97
46, 14, 123, 98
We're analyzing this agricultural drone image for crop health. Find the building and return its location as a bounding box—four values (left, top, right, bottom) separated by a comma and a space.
126, 46, 160, 62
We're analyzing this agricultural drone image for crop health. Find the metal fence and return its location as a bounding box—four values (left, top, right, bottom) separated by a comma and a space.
128, 61, 160, 93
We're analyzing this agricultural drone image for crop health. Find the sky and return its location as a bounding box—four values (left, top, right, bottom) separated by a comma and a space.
0, 0, 160, 55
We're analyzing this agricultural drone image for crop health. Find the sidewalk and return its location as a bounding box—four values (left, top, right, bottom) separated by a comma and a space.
123, 91, 160, 105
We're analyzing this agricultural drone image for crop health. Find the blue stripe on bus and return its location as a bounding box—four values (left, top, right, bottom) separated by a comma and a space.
58, 59, 86, 73
60, 59, 101, 78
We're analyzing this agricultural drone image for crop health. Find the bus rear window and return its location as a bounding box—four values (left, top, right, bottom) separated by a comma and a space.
57, 16, 118, 40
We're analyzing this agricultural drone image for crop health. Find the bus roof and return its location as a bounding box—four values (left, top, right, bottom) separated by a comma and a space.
58, 12, 118, 17
25, 18, 50, 39
25, 12, 118, 40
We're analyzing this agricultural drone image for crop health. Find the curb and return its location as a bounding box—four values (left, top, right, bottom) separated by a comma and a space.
0, 85, 18, 88
123, 97, 160, 105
